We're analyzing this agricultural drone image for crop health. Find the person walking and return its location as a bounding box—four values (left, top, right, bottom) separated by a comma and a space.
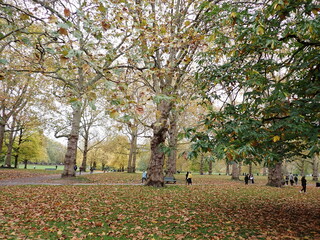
185, 172, 189, 185
289, 173, 294, 186
142, 171, 147, 183
187, 172, 192, 185
294, 175, 298, 185
244, 174, 249, 185
300, 176, 307, 193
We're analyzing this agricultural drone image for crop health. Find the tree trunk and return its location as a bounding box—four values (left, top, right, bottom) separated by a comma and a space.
231, 162, 239, 180
62, 104, 82, 178
24, 160, 28, 169
312, 153, 319, 181
200, 154, 204, 175
4, 116, 17, 167
248, 162, 252, 175
166, 111, 178, 177
225, 161, 230, 175
208, 161, 213, 175
0, 122, 5, 159
146, 101, 171, 187
300, 159, 306, 176
131, 132, 137, 173
81, 131, 89, 172
267, 162, 283, 187
13, 128, 23, 169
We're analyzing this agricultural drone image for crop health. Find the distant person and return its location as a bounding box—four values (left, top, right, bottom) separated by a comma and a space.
186, 172, 189, 184
285, 175, 289, 185
55, 165, 58, 170
187, 172, 192, 185
90, 166, 94, 174
244, 174, 249, 185
250, 174, 254, 184
289, 173, 294, 186
74, 165, 78, 172
294, 175, 298, 185
300, 176, 307, 193
142, 171, 147, 183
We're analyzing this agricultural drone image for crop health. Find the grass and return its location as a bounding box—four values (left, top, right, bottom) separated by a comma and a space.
0, 170, 319, 239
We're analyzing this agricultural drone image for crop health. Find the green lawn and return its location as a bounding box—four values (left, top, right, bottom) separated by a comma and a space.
0, 171, 319, 239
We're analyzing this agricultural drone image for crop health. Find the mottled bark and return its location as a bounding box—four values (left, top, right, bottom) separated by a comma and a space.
81, 133, 89, 172
62, 104, 82, 178
267, 162, 283, 187
146, 101, 171, 187
231, 162, 240, 180
166, 111, 178, 178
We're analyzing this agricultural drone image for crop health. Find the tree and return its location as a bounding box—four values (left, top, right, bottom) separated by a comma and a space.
14, 0, 135, 177
190, 0, 320, 187
124, 0, 214, 186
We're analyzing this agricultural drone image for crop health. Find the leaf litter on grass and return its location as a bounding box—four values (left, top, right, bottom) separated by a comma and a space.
0, 175, 319, 239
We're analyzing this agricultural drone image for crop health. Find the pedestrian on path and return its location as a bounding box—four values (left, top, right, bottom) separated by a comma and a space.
300, 176, 307, 193
187, 172, 192, 185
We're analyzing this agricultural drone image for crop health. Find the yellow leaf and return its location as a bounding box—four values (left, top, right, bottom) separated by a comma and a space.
256, 25, 265, 35
273, 135, 280, 142
184, 20, 191, 26
20, 14, 29, 20
230, 12, 237, 18
48, 15, 58, 23
98, 3, 106, 13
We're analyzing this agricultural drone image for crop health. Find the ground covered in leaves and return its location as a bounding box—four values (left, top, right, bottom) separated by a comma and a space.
0, 171, 319, 239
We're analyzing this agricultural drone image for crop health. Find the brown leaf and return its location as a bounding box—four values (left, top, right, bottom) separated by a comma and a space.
64, 8, 71, 17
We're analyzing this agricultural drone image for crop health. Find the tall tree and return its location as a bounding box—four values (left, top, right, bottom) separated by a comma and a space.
125, 0, 215, 186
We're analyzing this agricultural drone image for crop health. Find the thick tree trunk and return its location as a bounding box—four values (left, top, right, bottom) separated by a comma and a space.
166, 111, 178, 177
208, 161, 213, 175
146, 101, 171, 187
267, 162, 283, 187
312, 153, 319, 181
62, 104, 82, 178
231, 162, 239, 180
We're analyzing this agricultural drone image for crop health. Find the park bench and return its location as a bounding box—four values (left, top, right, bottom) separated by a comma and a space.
164, 177, 176, 184
45, 168, 56, 170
